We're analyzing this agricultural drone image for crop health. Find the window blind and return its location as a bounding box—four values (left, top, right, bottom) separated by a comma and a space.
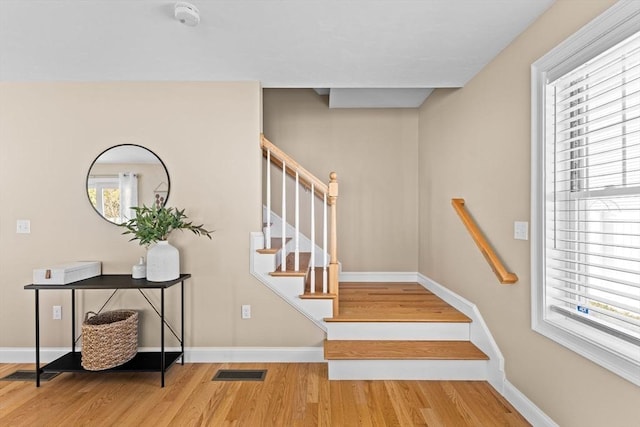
544, 30, 640, 351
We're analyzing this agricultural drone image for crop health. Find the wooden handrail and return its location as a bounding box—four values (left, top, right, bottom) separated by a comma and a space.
261, 134, 340, 315
261, 135, 330, 200
451, 198, 518, 285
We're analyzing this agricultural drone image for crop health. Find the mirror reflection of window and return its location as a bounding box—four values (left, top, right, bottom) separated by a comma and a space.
86, 145, 170, 225
87, 176, 121, 222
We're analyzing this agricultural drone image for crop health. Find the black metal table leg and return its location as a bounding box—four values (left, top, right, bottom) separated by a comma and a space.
25, 274, 191, 388
161, 287, 165, 387
181, 281, 184, 365
71, 289, 76, 354
35, 289, 40, 387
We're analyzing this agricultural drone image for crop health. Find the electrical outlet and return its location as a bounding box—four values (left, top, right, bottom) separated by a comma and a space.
241, 305, 251, 319
53, 305, 62, 320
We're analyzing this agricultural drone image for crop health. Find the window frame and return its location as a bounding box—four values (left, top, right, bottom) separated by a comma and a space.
531, 0, 640, 387
87, 175, 121, 222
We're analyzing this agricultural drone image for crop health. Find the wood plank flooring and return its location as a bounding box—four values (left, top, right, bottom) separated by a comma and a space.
324, 340, 489, 360
0, 363, 530, 426
325, 283, 471, 323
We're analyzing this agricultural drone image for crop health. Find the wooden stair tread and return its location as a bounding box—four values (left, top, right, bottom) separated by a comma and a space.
300, 292, 337, 300
324, 314, 470, 323
270, 252, 311, 277
257, 238, 291, 254
324, 340, 489, 360
300, 267, 334, 298
325, 282, 471, 323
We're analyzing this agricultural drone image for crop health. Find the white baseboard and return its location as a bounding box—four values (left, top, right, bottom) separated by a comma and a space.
416, 272, 506, 389
0, 347, 69, 363
185, 347, 324, 363
0, 347, 324, 364
503, 379, 559, 427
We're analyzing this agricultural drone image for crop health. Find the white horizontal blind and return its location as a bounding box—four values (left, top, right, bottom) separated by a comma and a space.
545, 30, 640, 351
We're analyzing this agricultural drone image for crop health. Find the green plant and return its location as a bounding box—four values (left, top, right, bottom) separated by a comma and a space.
120, 205, 212, 246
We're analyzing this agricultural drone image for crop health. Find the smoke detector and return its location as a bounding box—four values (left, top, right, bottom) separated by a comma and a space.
174, 2, 200, 27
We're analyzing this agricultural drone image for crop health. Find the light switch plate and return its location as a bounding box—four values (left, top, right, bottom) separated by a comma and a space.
16, 219, 31, 234
514, 221, 529, 240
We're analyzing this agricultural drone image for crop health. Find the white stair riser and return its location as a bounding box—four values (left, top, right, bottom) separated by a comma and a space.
326, 322, 470, 341
298, 299, 333, 320
253, 253, 276, 273
327, 359, 488, 380
263, 275, 305, 298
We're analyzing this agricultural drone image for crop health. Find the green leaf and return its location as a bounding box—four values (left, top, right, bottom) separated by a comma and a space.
119, 205, 213, 246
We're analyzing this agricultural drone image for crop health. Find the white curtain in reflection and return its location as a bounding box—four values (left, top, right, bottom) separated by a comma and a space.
119, 172, 138, 221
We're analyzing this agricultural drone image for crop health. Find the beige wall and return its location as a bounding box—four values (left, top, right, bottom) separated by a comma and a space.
263, 89, 419, 271
418, 1, 637, 425
0, 82, 325, 349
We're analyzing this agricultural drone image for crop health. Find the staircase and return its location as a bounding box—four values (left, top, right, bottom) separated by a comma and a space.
252, 136, 504, 383
250, 227, 497, 382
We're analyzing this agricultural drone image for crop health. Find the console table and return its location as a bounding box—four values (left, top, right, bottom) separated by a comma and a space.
24, 274, 190, 387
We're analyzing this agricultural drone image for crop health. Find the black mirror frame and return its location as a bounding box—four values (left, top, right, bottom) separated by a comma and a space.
86, 144, 171, 225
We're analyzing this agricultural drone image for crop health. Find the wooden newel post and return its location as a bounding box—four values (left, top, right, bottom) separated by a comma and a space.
328, 172, 339, 317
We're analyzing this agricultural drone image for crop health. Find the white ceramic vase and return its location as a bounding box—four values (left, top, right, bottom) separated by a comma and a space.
146, 241, 180, 282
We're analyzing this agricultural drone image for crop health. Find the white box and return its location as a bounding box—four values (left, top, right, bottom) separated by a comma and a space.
33, 261, 102, 285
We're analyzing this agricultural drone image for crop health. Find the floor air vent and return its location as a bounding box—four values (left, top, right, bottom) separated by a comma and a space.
212, 369, 267, 381
1, 370, 60, 382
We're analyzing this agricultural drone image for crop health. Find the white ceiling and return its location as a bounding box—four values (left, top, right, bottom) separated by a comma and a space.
0, 0, 555, 107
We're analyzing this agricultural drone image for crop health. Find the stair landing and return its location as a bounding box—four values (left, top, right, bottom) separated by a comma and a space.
325, 282, 471, 323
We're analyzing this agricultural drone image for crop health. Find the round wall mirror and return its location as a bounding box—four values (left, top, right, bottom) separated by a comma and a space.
86, 144, 170, 224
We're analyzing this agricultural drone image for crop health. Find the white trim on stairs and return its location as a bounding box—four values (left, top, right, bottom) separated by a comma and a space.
263, 206, 330, 266
416, 273, 505, 389
339, 270, 505, 387
335, 271, 557, 427
250, 231, 331, 330
328, 359, 489, 381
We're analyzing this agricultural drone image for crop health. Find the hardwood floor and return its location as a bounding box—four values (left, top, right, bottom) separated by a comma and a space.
326, 283, 471, 323
0, 362, 530, 426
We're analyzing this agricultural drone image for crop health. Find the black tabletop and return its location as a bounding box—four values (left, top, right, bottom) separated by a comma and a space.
24, 274, 191, 290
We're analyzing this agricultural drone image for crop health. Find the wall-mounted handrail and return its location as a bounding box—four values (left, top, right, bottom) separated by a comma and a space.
451, 198, 518, 285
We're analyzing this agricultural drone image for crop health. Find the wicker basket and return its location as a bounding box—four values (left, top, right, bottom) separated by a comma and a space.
81, 310, 138, 371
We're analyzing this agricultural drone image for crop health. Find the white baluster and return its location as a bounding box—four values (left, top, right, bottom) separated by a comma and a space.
323, 192, 328, 293
310, 183, 315, 293
265, 150, 271, 249
281, 160, 287, 271
295, 171, 300, 271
